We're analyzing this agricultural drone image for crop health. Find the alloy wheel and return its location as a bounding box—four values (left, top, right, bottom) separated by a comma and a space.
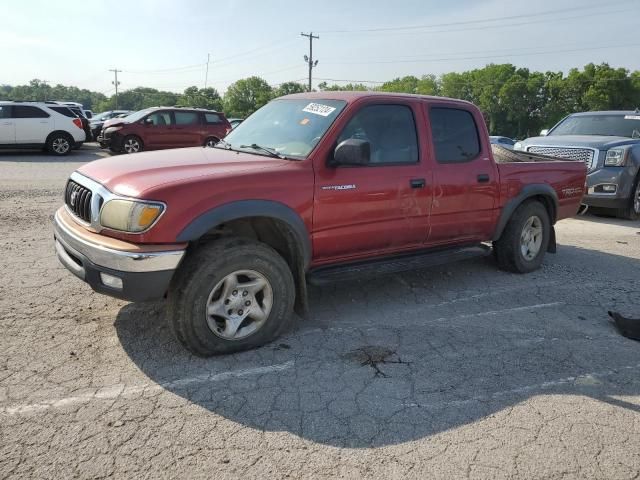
52, 138, 70, 154
205, 270, 273, 340
124, 138, 141, 153
520, 215, 543, 261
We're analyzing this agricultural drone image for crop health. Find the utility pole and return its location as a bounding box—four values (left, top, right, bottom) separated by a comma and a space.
109, 69, 121, 109
204, 53, 210, 89
301, 32, 319, 91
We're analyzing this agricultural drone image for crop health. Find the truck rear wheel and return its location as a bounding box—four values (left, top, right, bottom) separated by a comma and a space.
493, 201, 550, 273
167, 237, 295, 356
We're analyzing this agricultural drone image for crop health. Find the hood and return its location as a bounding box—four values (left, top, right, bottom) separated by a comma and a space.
77, 147, 291, 197
102, 117, 125, 129
521, 135, 639, 150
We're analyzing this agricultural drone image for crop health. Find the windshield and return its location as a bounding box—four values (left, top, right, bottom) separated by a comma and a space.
121, 108, 153, 123
223, 99, 347, 159
550, 114, 640, 138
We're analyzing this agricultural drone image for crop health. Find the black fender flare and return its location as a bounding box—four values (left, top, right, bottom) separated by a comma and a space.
176, 200, 312, 268
492, 184, 559, 242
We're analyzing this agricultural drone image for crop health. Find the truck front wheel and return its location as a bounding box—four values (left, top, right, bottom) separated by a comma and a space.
493, 201, 550, 273
167, 237, 295, 356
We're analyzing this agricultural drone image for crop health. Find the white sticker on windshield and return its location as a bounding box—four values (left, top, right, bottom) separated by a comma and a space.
302, 103, 336, 117
624, 115, 640, 120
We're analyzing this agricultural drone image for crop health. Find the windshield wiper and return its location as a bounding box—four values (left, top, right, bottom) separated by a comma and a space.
239, 144, 286, 159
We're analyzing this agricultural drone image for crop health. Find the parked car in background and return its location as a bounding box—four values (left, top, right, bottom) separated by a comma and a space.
90, 110, 131, 141
228, 118, 244, 129
0, 101, 86, 155
489, 136, 515, 149
100, 106, 232, 153
55, 102, 92, 146
84, 110, 93, 119
53, 92, 586, 355
516, 110, 640, 219
97, 112, 135, 147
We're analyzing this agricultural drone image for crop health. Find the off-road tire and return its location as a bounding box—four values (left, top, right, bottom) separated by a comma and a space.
493, 201, 550, 273
167, 237, 295, 356
617, 175, 640, 221
46, 132, 73, 156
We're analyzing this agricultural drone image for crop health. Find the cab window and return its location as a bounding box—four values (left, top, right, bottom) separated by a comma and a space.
337, 104, 419, 165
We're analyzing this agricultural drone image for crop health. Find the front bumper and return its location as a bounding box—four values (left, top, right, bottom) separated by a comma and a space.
582, 166, 637, 209
53, 208, 186, 302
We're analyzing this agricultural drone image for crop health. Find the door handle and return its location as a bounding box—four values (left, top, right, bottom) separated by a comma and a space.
477, 174, 490, 183
410, 178, 426, 189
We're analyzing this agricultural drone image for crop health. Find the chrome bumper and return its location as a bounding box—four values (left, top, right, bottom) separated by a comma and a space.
53, 209, 185, 273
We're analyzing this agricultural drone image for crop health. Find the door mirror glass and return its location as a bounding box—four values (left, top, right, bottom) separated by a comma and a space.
143, 117, 154, 125
332, 138, 370, 166
539, 129, 549, 136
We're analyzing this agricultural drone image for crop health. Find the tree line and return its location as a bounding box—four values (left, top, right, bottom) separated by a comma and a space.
2, 63, 639, 138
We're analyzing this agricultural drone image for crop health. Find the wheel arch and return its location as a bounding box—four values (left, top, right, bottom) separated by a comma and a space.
46, 130, 73, 143
176, 200, 312, 315
492, 184, 558, 242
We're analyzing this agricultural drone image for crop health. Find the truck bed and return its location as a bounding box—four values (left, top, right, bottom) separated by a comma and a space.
493, 146, 587, 221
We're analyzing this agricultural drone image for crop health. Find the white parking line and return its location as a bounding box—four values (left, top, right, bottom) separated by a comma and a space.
1, 361, 294, 416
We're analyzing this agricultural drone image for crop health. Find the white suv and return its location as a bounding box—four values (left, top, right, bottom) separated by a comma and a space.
0, 101, 87, 156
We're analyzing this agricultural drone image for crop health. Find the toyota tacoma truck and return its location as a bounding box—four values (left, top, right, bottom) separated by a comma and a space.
515, 110, 640, 220
54, 92, 586, 356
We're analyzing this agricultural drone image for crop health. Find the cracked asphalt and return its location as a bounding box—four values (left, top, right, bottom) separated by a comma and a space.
1, 146, 639, 479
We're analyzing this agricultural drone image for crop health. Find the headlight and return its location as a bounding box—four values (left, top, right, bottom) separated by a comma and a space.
604, 148, 627, 166
104, 126, 122, 133
513, 142, 523, 151
99, 199, 164, 232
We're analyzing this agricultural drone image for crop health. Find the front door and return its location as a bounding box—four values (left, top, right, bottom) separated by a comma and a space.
0, 105, 15, 144
142, 110, 176, 148
313, 103, 432, 262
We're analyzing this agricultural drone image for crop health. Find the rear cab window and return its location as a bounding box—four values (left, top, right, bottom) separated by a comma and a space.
429, 107, 481, 163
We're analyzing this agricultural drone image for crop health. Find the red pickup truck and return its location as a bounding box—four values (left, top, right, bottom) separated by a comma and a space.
54, 92, 586, 356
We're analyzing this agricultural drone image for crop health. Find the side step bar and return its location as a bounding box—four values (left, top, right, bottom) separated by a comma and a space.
307, 244, 492, 286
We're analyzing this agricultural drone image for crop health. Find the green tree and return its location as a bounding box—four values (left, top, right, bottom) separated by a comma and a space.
178, 86, 223, 110
317, 82, 369, 91
223, 76, 273, 117
274, 81, 307, 98
380, 75, 439, 95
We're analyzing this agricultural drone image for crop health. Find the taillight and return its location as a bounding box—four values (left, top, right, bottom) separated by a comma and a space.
73, 118, 83, 129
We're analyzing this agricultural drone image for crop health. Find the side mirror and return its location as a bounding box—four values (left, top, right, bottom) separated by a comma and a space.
539, 129, 549, 136
143, 118, 154, 126
331, 138, 370, 166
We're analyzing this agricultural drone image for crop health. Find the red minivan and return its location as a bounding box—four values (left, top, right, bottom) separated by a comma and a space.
100, 107, 232, 154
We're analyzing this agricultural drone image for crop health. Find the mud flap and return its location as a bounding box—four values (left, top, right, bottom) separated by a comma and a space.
547, 226, 557, 253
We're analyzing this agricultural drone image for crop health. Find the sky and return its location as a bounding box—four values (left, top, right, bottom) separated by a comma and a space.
2, 0, 640, 95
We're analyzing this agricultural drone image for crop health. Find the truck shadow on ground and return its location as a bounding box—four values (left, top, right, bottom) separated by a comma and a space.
115, 245, 640, 448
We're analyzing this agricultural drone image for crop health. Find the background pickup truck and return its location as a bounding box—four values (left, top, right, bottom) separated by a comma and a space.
53, 92, 587, 356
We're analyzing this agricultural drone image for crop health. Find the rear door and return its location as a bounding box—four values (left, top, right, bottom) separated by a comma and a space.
0, 105, 15, 144
425, 104, 499, 244
203, 112, 229, 140
313, 101, 432, 261
13, 105, 53, 144
173, 110, 201, 147
142, 110, 175, 149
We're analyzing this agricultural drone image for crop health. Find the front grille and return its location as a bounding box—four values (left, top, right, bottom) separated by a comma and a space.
526, 146, 596, 171
65, 180, 93, 223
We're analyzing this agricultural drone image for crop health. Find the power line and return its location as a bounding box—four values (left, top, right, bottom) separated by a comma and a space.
301, 32, 319, 91
317, 0, 634, 33
323, 41, 640, 66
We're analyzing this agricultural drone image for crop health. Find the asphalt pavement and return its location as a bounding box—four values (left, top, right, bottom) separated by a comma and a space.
1, 145, 639, 479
